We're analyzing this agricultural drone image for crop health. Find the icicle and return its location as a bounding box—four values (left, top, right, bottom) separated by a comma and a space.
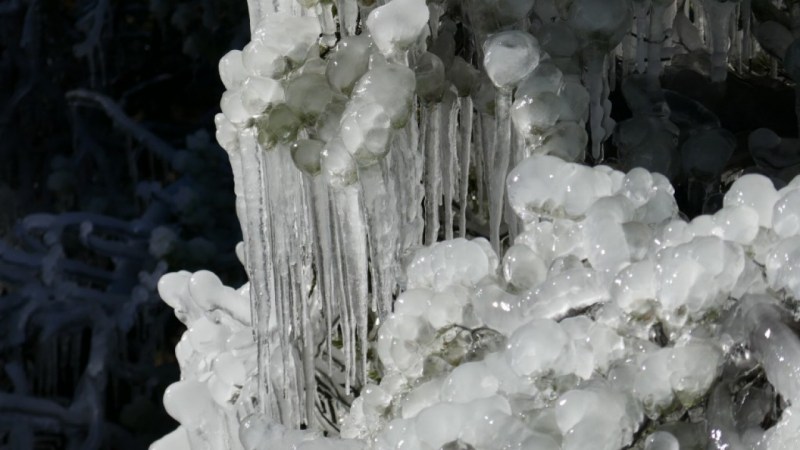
441, 90, 459, 241
706, 382, 745, 449
332, 185, 370, 388
474, 113, 487, 219
389, 102, 424, 258
692, 0, 706, 44
585, 48, 608, 161
458, 96, 473, 238
311, 177, 335, 373
422, 104, 442, 245
236, 128, 273, 415
742, 0, 752, 71
647, 0, 670, 89
337, 0, 358, 36
704, 0, 736, 83
316, 3, 337, 48
359, 158, 400, 316
634, 0, 650, 73
330, 194, 352, 393
489, 86, 512, 254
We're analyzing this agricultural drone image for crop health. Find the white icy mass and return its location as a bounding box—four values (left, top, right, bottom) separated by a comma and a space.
153, 0, 800, 449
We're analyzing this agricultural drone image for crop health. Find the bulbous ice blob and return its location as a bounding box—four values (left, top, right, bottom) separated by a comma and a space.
399, 378, 444, 418
290, 139, 325, 176
463, 409, 535, 449
483, 31, 541, 88
656, 236, 745, 324
723, 174, 779, 228
712, 206, 760, 244
765, 236, 800, 298
415, 403, 464, 448
511, 92, 564, 143
351, 62, 416, 128
567, 0, 632, 50
507, 155, 614, 220
536, 121, 587, 162
219, 50, 248, 90
188, 270, 250, 324
163, 380, 216, 429
214, 113, 238, 151
376, 314, 435, 376
773, 188, 800, 237
506, 318, 569, 376
286, 73, 336, 123
503, 244, 547, 290
441, 362, 500, 403
427, 287, 468, 329
516, 61, 564, 98
340, 102, 392, 166
582, 215, 630, 272
525, 267, 610, 319
448, 56, 480, 97
406, 238, 493, 291
414, 52, 447, 103
240, 76, 284, 116
239, 414, 285, 450
365, 0, 430, 57
321, 137, 358, 187
668, 342, 722, 405
254, 104, 301, 147
242, 40, 288, 79
633, 349, 674, 412
471, 279, 528, 335
620, 168, 656, 208
393, 288, 433, 317
315, 100, 347, 143
209, 352, 246, 406
220, 89, 250, 125
612, 259, 657, 316
555, 389, 598, 433
559, 79, 590, 122
252, 15, 321, 66
326, 35, 372, 95
645, 431, 679, 450
159, 271, 192, 312
585, 195, 636, 223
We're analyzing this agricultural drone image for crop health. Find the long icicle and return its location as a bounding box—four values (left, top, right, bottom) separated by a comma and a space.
441, 91, 459, 241
423, 104, 442, 245
458, 96, 473, 238
359, 158, 400, 317
489, 86, 512, 254
237, 128, 274, 417
311, 177, 335, 374
332, 184, 370, 389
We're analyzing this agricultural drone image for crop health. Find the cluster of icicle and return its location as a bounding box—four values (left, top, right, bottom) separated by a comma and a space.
152, 0, 800, 449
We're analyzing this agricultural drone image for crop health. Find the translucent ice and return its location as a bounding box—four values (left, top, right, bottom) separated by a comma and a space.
365, 0, 429, 57
483, 31, 541, 88
506, 318, 568, 376
723, 174, 779, 228
326, 36, 372, 95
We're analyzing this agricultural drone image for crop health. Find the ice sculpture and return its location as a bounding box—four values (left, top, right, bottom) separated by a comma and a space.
153, 0, 800, 449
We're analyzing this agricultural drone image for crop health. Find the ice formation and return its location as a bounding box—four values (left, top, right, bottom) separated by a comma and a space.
154, 0, 800, 449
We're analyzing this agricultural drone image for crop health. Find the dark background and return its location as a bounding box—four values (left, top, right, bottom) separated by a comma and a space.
1, 1, 248, 448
